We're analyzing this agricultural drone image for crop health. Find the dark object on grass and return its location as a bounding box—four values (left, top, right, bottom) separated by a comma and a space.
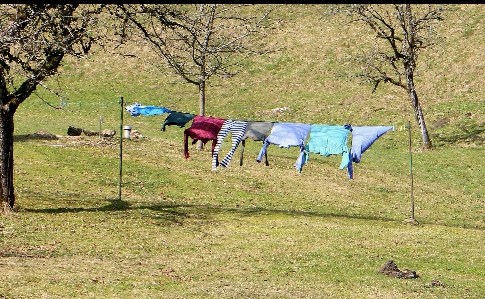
67, 126, 83, 136
425, 279, 445, 288
101, 129, 116, 138
83, 129, 99, 136
378, 260, 418, 279
33, 130, 58, 140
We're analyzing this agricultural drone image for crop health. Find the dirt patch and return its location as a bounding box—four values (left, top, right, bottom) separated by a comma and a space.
378, 260, 418, 279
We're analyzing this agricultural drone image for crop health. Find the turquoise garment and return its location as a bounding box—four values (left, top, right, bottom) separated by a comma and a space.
302, 124, 351, 173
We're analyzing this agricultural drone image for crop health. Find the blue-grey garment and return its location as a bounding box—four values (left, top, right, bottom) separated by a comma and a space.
347, 125, 393, 179
126, 102, 172, 117
257, 122, 311, 170
242, 121, 274, 141
302, 124, 351, 173
240, 121, 274, 166
161, 111, 195, 131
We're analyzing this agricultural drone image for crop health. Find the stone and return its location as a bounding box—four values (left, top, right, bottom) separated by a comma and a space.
67, 126, 83, 136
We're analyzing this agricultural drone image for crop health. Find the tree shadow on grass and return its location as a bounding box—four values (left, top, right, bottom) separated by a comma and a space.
432, 123, 485, 146
14, 133, 59, 142
21, 197, 485, 231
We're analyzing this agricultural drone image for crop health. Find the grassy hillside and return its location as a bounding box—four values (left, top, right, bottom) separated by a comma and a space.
3, 4, 485, 298
14, 5, 485, 146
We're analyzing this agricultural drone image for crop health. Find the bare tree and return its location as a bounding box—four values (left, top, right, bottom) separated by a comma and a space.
108, 4, 276, 149
344, 4, 444, 150
0, 4, 105, 212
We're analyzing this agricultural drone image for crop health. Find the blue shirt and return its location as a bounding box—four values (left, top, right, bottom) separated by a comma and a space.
126, 102, 172, 116
257, 122, 311, 170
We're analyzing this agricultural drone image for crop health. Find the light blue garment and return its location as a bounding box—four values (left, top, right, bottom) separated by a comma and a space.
257, 122, 311, 170
350, 126, 393, 162
347, 125, 393, 179
126, 102, 172, 116
302, 124, 351, 173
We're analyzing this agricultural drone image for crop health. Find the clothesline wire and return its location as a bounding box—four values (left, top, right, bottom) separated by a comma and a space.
126, 103, 398, 134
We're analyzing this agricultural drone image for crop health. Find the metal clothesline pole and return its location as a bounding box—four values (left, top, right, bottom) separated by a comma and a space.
118, 97, 124, 201
408, 120, 414, 219
403, 120, 418, 225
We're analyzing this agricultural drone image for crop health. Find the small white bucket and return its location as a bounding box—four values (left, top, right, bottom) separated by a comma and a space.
122, 126, 132, 139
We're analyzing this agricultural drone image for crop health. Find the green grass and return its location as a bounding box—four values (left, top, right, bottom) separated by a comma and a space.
2, 4, 485, 299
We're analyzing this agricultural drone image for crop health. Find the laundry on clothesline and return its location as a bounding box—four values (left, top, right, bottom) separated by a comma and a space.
161, 111, 195, 131
302, 124, 352, 173
183, 115, 226, 159
257, 122, 312, 171
126, 102, 172, 117
125, 103, 394, 180
346, 125, 393, 179
239, 121, 274, 166
212, 120, 248, 170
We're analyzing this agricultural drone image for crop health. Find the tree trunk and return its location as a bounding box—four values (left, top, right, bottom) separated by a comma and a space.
0, 107, 16, 212
402, 4, 432, 150
406, 74, 432, 150
410, 92, 432, 150
199, 79, 206, 117
197, 71, 206, 151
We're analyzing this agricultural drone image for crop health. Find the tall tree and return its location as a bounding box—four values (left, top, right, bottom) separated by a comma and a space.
345, 4, 444, 150
108, 4, 276, 149
0, 4, 105, 212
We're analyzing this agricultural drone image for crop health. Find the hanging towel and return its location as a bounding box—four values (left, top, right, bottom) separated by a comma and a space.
240, 121, 274, 166
302, 124, 352, 173
257, 122, 311, 170
350, 126, 393, 162
212, 120, 249, 170
183, 115, 226, 159
347, 125, 393, 179
161, 111, 195, 131
126, 102, 172, 116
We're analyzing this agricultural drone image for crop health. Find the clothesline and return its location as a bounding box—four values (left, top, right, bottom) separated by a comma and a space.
125, 102, 394, 180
